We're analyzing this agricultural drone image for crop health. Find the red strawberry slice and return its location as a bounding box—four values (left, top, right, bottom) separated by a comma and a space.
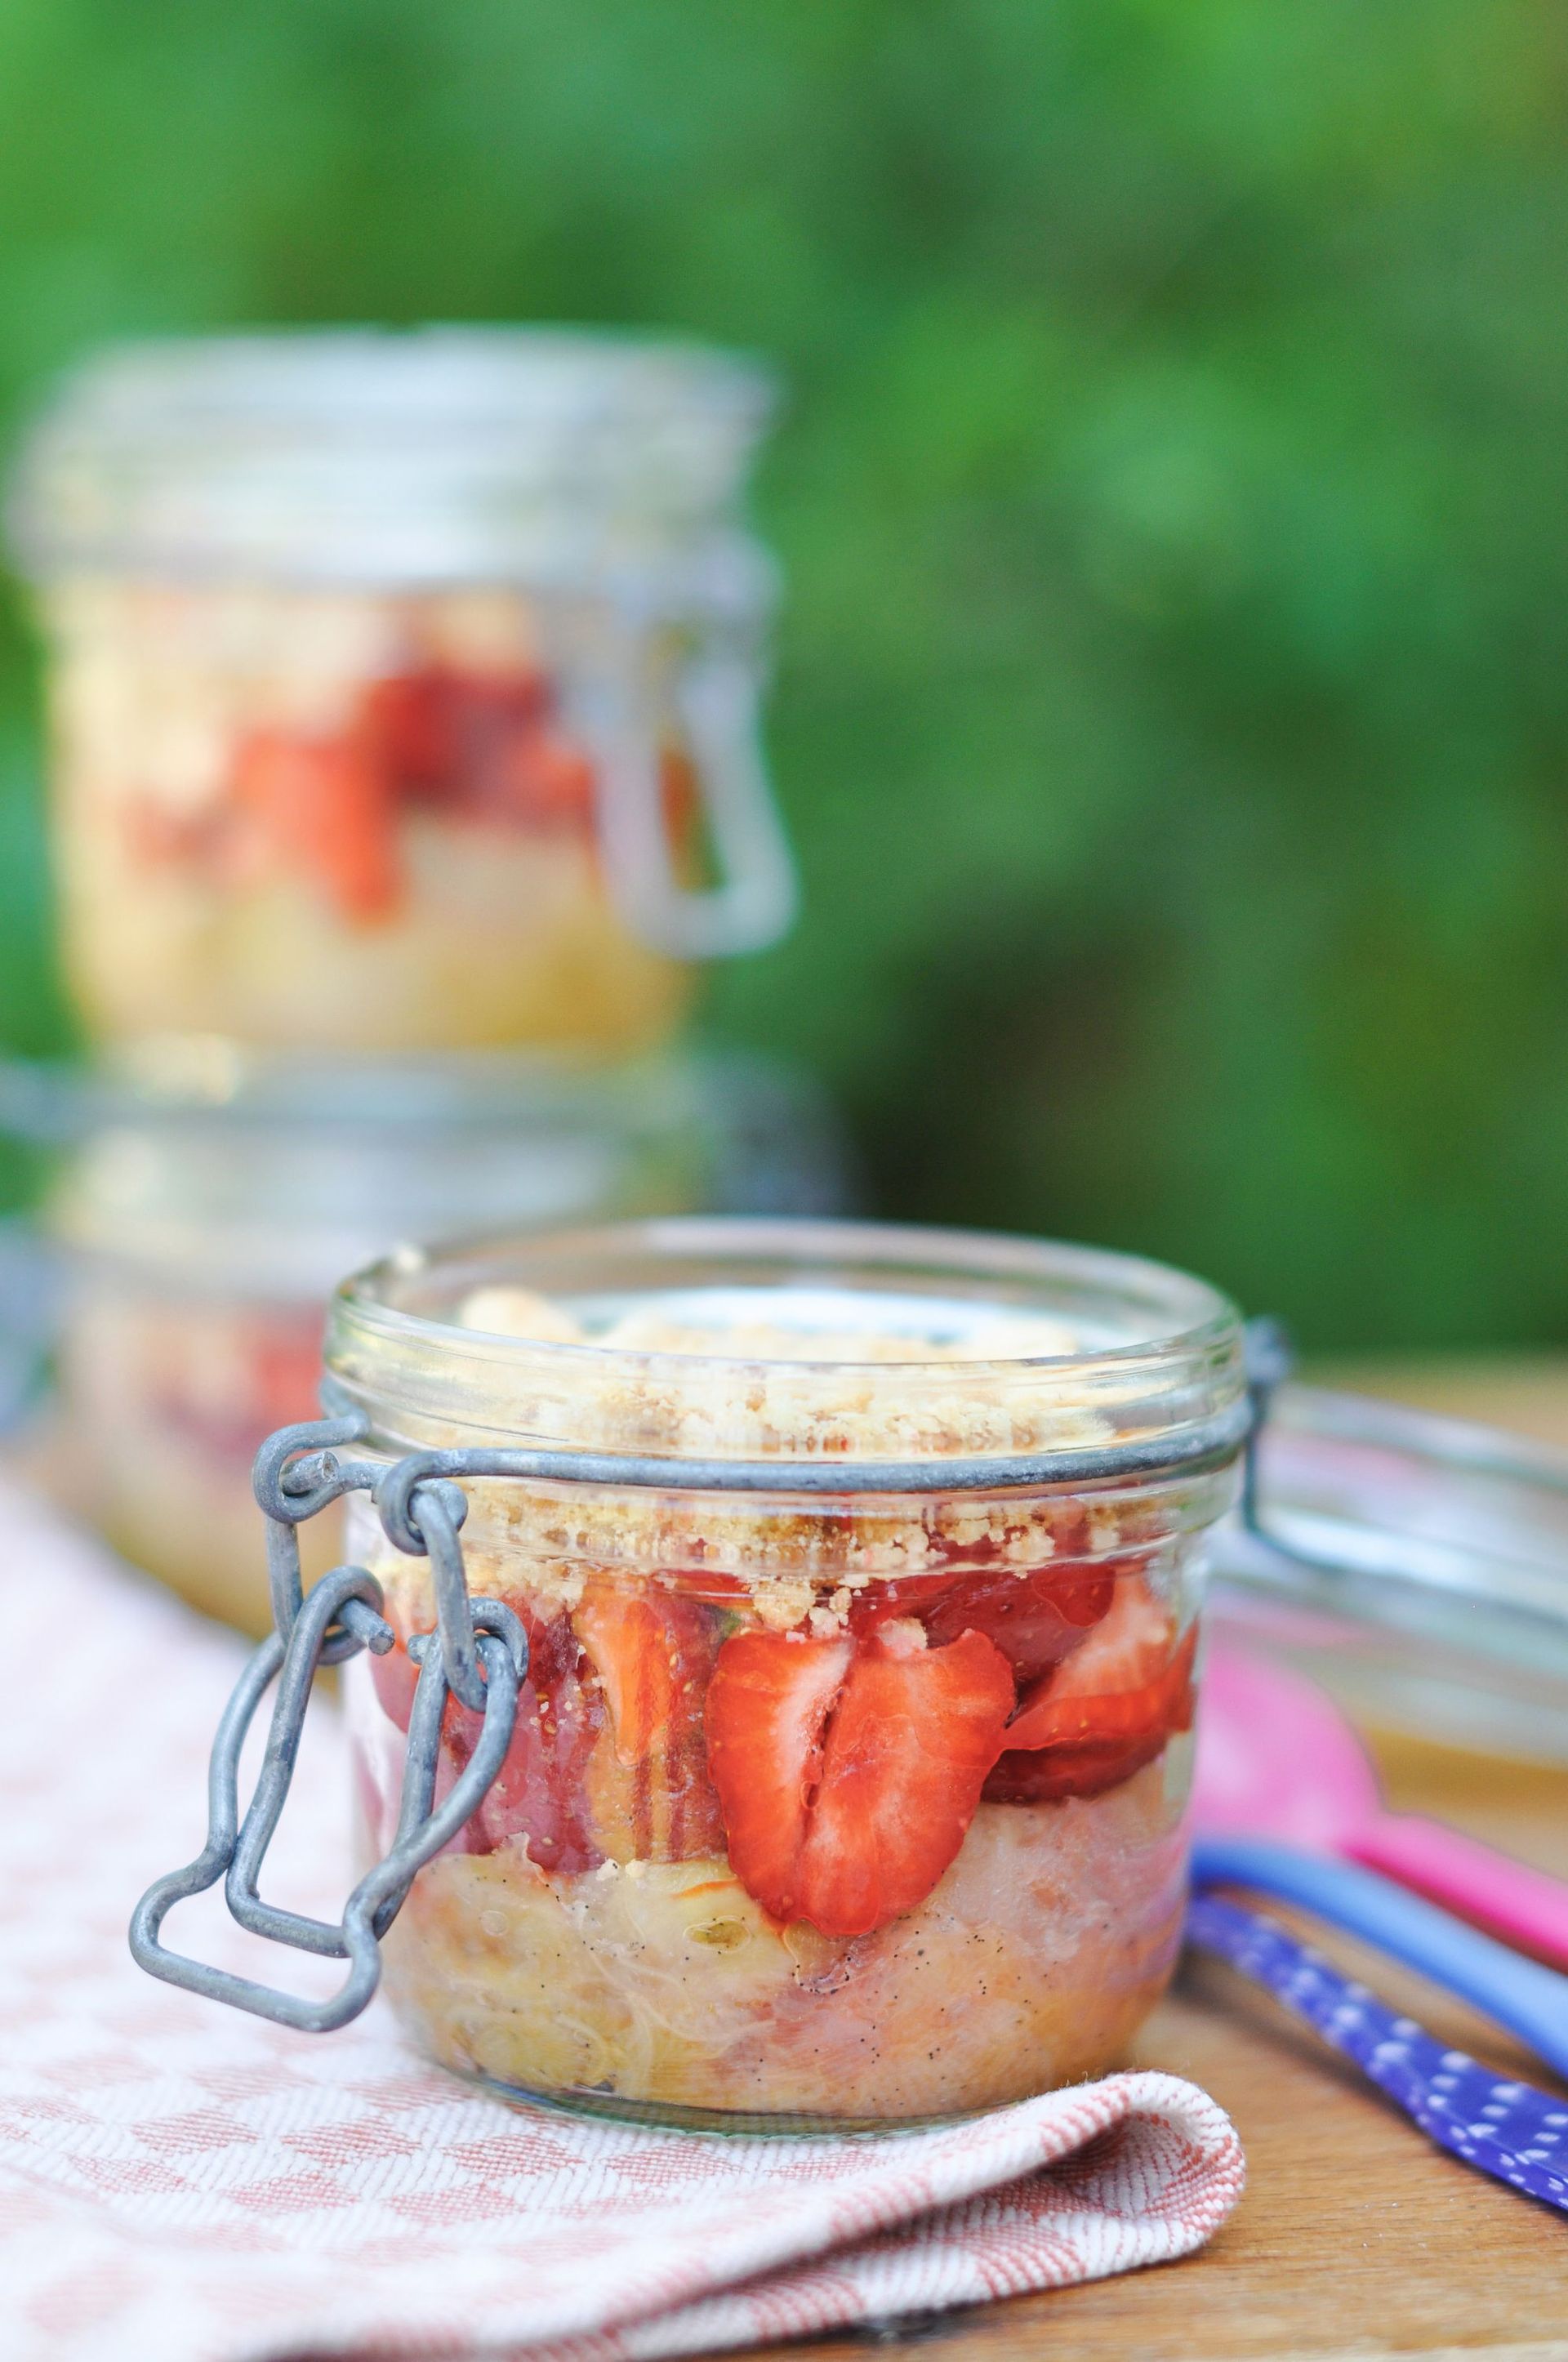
984, 1722, 1179, 1803
849, 1562, 1114, 1686
920, 1565, 1115, 1684
359, 662, 595, 833
705, 1620, 1014, 1936
576, 1584, 693, 1767
359, 669, 463, 797
460, 1605, 605, 1872
983, 1579, 1197, 1805
500, 733, 597, 831
574, 1582, 727, 1861
232, 729, 401, 922
706, 1629, 852, 1919
373, 1603, 607, 1874
363, 665, 550, 799
1001, 1579, 1186, 1748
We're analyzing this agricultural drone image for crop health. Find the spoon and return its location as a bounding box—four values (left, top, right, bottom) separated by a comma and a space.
1186, 1890, 1568, 2213
1189, 1834, 1568, 2080
1193, 1636, 1568, 1969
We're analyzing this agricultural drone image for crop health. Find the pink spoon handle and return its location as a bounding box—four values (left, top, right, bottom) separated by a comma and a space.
1349, 1813, 1568, 1969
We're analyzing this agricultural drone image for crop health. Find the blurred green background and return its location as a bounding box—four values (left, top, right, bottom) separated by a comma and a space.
1, 0, 1565, 1349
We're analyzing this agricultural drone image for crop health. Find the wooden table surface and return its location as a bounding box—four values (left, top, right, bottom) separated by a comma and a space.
773, 1361, 1568, 2362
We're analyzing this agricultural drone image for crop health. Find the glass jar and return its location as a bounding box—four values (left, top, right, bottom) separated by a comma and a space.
7, 330, 795, 1055
1213, 1379, 1568, 1763
326, 1219, 1247, 2128
42, 1058, 721, 1630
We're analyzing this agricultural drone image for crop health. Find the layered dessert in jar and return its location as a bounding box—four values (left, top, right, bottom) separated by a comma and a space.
9, 331, 793, 1055
39, 580, 701, 1053
57, 1275, 332, 1629
329, 1219, 1247, 2128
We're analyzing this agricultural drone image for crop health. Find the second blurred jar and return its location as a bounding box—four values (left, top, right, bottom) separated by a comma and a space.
42, 1054, 730, 1630
7, 330, 795, 1057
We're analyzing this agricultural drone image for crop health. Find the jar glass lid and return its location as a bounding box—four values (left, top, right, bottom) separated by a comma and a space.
1215, 1379, 1568, 1761
7, 328, 777, 594
324, 1215, 1248, 1465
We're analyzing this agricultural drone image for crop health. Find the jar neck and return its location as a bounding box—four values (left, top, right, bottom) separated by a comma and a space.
323, 1218, 1249, 1471
9, 330, 777, 593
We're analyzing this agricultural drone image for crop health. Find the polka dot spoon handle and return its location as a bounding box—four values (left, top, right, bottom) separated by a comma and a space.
1187, 1893, 1568, 2213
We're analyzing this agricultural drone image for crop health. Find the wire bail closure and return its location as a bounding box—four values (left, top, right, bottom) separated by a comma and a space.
129, 1419, 529, 2030
129, 1327, 1278, 2032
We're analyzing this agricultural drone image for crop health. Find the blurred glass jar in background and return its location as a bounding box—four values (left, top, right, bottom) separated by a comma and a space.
36, 1054, 785, 1633
1211, 1381, 1568, 1763
7, 330, 795, 1056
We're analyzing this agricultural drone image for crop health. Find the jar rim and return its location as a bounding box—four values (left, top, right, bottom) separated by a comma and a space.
36, 1059, 736, 1302
324, 1214, 1247, 1463
3, 1042, 712, 1143
7, 327, 777, 591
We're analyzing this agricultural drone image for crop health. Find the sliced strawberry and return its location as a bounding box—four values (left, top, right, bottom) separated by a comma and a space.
576, 1584, 684, 1767
359, 669, 462, 796
705, 1620, 1014, 1937
363, 665, 548, 794
359, 660, 599, 836
849, 1562, 1113, 1687
983, 1580, 1197, 1805
674, 1568, 750, 1606
574, 1580, 726, 1861
920, 1565, 1115, 1684
439, 671, 554, 823
461, 1605, 606, 1872
796, 1623, 1016, 1934
985, 1723, 1178, 1804
232, 728, 401, 922
381, 1604, 604, 1874
705, 1630, 851, 1919
1001, 1579, 1185, 1749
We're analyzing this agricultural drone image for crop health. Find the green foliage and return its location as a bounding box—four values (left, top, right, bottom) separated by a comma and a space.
1, 0, 1565, 1344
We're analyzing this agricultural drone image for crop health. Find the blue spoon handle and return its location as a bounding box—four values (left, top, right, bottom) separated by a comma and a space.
1187, 1892, 1568, 2213
1191, 1835, 1568, 2081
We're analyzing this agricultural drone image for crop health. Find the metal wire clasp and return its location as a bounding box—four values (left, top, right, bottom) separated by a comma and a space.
128, 1415, 528, 2030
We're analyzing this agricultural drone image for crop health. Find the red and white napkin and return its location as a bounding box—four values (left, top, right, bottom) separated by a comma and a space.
0, 1478, 1244, 2362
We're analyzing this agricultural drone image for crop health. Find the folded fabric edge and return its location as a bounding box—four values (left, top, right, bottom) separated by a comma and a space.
220, 2074, 1245, 2362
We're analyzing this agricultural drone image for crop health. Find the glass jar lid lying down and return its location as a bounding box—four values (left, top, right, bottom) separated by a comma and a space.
1215, 1377, 1568, 1762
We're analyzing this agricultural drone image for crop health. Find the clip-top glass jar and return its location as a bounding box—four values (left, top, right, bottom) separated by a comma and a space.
308, 1219, 1245, 2128
39, 1055, 720, 1630
7, 329, 795, 1056
1213, 1379, 1568, 1763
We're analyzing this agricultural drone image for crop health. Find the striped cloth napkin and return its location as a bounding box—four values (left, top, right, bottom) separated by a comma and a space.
0, 1479, 1244, 2362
